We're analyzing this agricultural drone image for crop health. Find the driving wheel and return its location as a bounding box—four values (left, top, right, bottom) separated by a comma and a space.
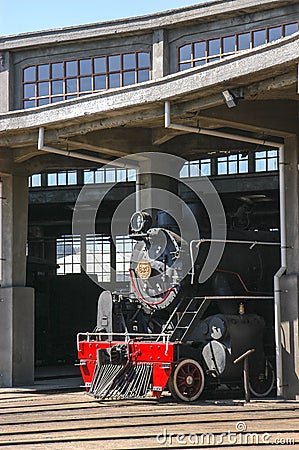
168, 358, 205, 402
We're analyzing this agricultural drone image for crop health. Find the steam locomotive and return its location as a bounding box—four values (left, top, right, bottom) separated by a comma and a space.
77, 211, 279, 402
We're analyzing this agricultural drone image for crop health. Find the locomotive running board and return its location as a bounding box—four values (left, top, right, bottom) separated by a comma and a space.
88, 362, 153, 400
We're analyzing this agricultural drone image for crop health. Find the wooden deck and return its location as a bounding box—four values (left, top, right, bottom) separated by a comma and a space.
0, 387, 298, 449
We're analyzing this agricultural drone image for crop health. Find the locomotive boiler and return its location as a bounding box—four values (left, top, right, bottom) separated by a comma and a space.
77, 211, 279, 402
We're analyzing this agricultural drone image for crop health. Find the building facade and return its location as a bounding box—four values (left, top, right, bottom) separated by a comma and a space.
0, 0, 299, 398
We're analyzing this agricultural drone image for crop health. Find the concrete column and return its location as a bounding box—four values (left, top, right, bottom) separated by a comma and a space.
0, 173, 34, 386
138, 156, 182, 231
152, 29, 169, 79
280, 136, 299, 399
0, 52, 13, 112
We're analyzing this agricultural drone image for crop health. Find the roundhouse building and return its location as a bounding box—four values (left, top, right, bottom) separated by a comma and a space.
0, 0, 299, 400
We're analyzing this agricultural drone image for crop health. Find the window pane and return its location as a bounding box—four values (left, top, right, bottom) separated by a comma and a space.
80, 76, 92, 92
52, 80, 63, 95
108, 55, 121, 71
256, 151, 266, 159
238, 33, 250, 50
218, 160, 227, 174
239, 159, 248, 173
84, 170, 94, 184
201, 160, 211, 176
268, 150, 277, 158
253, 29, 266, 47
109, 73, 120, 88
52, 62, 64, 78
58, 172, 67, 185
37, 64, 49, 80
66, 78, 77, 93
123, 53, 136, 70
194, 59, 206, 66
48, 173, 57, 186
94, 57, 106, 73
194, 41, 206, 59
66, 61, 78, 77
24, 84, 35, 98
38, 82, 49, 96
208, 38, 220, 56
123, 71, 135, 86
24, 66, 36, 82
268, 158, 278, 171
68, 171, 77, 185
138, 52, 150, 68
179, 62, 192, 71
223, 35, 235, 53
80, 59, 92, 75
95, 169, 104, 183
94, 75, 106, 90
38, 98, 49, 106
127, 169, 136, 181
285, 23, 298, 36
269, 26, 282, 42
229, 161, 237, 174
179, 44, 192, 62
137, 69, 149, 82
105, 169, 115, 183
52, 96, 64, 103
190, 163, 199, 177
180, 164, 188, 178
24, 100, 35, 108
256, 159, 266, 172
31, 174, 42, 187
117, 169, 127, 181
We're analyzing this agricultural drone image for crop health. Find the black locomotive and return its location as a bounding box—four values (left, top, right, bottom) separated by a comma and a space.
78, 211, 279, 402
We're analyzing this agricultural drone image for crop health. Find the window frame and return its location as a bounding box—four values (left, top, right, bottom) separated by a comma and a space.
178, 21, 299, 71
22, 51, 151, 109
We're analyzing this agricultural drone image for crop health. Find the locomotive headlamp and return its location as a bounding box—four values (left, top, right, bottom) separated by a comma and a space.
130, 211, 152, 234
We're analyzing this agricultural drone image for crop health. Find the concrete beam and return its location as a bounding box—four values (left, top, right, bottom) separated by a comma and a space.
65, 139, 128, 157
152, 128, 187, 145
199, 100, 298, 137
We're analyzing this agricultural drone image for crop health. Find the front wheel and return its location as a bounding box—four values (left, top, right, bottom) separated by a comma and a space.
168, 358, 205, 402
249, 360, 275, 397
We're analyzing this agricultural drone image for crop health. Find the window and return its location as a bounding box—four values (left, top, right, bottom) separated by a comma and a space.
178, 21, 298, 71
217, 154, 249, 175
83, 167, 136, 184
56, 235, 81, 275
47, 170, 77, 186
28, 174, 42, 187
116, 236, 134, 281
255, 150, 278, 172
86, 235, 111, 282
180, 159, 211, 178
22, 51, 151, 108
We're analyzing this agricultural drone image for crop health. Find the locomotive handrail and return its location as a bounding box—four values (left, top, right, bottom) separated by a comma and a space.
77, 331, 171, 352
190, 238, 280, 284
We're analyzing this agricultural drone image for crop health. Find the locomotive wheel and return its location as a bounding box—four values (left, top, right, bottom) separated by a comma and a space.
168, 359, 205, 402
249, 360, 275, 397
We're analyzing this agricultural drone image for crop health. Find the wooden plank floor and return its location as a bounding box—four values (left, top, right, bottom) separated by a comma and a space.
0, 388, 298, 449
